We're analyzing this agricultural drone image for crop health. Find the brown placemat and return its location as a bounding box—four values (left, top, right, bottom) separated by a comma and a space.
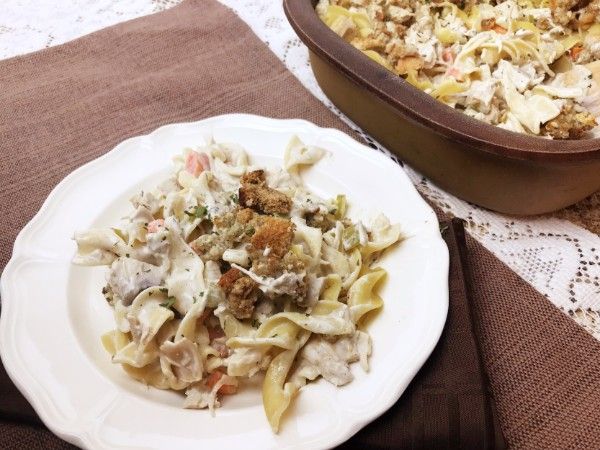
550, 191, 600, 235
2, 0, 600, 448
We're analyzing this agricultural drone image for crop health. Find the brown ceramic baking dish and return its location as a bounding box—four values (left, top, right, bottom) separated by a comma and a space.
284, 0, 600, 215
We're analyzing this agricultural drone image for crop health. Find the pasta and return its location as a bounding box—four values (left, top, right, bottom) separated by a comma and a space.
317, 0, 600, 139
73, 136, 401, 432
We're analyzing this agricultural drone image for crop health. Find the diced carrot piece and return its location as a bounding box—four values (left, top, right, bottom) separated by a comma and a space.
493, 24, 507, 34
219, 384, 237, 395
442, 48, 454, 63
198, 152, 210, 171
185, 151, 210, 177
206, 370, 236, 394
570, 44, 584, 60
147, 219, 164, 233
206, 370, 223, 388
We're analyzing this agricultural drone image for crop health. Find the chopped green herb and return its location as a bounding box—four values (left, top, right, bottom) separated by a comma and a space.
342, 225, 360, 251
245, 226, 255, 236
230, 193, 239, 204
125, 253, 130, 258
334, 194, 346, 219
199, 291, 205, 297
251, 319, 260, 328
159, 287, 168, 293
160, 297, 176, 309
185, 268, 190, 272
185, 205, 208, 220
272, 333, 279, 338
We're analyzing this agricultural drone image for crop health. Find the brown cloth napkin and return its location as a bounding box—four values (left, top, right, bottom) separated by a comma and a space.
2, 1, 600, 448
339, 219, 505, 450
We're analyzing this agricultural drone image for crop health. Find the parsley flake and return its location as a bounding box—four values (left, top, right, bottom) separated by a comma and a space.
185, 205, 208, 220
160, 297, 176, 309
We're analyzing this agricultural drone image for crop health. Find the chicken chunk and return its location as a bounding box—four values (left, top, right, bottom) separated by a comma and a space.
238, 170, 292, 215
107, 258, 166, 305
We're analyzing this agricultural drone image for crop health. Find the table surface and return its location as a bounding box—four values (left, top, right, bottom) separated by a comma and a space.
1, 0, 599, 339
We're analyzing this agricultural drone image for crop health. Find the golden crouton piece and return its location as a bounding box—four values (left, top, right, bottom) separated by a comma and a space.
250, 216, 295, 259
238, 170, 292, 215
218, 268, 259, 320
236, 208, 255, 225
542, 102, 597, 140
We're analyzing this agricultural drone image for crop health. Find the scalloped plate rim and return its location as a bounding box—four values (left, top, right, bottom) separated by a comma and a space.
0, 114, 449, 450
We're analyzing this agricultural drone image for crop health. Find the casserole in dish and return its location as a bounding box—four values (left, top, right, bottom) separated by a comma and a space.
284, 0, 600, 215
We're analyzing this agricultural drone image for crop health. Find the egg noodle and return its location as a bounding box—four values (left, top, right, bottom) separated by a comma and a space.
318, 0, 600, 139
73, 137, 401, 432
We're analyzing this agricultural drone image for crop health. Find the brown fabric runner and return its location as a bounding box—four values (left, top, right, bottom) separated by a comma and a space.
1, 1, 600, 448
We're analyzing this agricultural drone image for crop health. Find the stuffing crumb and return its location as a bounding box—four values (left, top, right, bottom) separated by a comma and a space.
542, 102, 597, 139
238, 170, 292, 215
218, 268, 260, 319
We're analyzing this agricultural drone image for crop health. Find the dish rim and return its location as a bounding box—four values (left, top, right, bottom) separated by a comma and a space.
283, 0, 600, 163
0, 114, 449, 450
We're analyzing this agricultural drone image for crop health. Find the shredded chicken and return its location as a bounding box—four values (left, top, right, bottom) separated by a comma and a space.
107, 258, 165, 305
160, 338, 204, 383
291, 332, 372, 386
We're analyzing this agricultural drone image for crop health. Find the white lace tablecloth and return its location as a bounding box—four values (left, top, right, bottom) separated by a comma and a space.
1, 0, 599, 336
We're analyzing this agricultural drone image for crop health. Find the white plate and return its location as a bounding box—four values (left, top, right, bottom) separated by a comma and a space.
0, 114, 448, 450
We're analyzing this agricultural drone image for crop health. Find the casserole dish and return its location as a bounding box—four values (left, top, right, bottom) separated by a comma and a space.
283, 0, 600, 215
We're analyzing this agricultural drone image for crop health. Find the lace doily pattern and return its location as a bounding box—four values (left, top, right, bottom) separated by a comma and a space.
0, 0, 181, 59
1, 0, 599, 336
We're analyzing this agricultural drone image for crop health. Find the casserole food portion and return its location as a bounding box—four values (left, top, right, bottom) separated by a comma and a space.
72, 136, 401, 432
317, 0, 600, 139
